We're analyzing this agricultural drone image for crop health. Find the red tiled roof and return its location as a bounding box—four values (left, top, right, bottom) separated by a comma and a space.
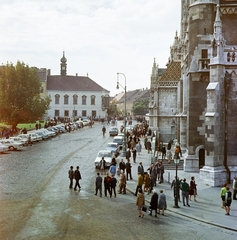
47, 75, 109, 92
159, 61, 181, 82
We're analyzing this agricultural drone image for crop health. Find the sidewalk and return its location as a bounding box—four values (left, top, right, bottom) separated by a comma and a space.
125, 140, 237, 231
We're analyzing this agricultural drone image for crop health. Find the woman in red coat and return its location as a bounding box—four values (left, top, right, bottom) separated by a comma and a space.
189, 176, 197, 201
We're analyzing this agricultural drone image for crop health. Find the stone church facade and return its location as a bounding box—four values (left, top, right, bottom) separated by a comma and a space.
149, 0, 237, 186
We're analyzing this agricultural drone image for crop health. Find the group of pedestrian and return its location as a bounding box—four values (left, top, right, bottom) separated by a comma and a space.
135, 188, 167, 218
220, 182, 233, 215
68, 166, 82, 191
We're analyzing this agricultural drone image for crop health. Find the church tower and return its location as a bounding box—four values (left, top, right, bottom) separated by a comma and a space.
60, 51, 67, 76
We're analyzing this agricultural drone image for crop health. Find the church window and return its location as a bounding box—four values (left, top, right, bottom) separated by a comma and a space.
82, 95, 87, 105
91, 95, 96, 105
55, 94, 60, 104
64, 95, 69, 104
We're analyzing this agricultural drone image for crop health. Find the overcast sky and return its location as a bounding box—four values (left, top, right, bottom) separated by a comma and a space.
0, 0, 181, 96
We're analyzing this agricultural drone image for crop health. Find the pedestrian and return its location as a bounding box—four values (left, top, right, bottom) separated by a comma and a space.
149, 189, 158, 217
74, 166, 82, 191
119, 159, 126, 172
138, 162, 144, 177
136, 141, 142, 155
118, 170, 126, 194
181, 178, 190, 207
158, 189, 167, 215
144, 136, 148, 150
146, 139, 151, 153
147, 163, 157, 191
189, 176, 197, 201
109, 162, 116, 176
104, 172, 112, 197
161, 145, 166, 160
143, 172, 150, 193
233, 177, 237, 200
95, 172, 102, 197
126, 148, 131, 161
68, 166, 74, 189
157, 161, 164, 184
225, 186, 232, 215
220, 183, 227, 208
100, 157, 106, 175
134, 173, 144, 196
111, 174, 117, 198
136, 188, 145, 218
174, 144, 181, 161
132, 147, 137, 163
125, 159, 133, 180
167, 142, 172, 164
171, 176, 180, 202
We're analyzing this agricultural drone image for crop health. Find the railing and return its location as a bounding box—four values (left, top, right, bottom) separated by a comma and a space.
198, 58, 210, 71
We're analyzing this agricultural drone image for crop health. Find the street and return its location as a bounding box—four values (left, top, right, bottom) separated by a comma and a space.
0, 122, 237, 240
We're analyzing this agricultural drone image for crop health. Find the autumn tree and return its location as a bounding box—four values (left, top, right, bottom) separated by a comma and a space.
0, 61, 51, 127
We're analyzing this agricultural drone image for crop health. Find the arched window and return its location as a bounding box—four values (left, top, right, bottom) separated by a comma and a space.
64, 95, 69, 104
55, 94, 60, 104
82, 95, 87, 105
91, 95, 95, 105
73, 94, 78, 105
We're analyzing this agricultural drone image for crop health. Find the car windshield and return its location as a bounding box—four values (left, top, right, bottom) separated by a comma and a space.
98, 152, 111, 158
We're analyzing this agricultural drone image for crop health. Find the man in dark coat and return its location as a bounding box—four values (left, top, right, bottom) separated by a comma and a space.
95, 172, 102, 197
119, 159, 126, 172
125, 159, 133, 180
74, 166, 82, 191
104, 173, 112, 197
68, 166, 74, 189
149, 189, 158, 217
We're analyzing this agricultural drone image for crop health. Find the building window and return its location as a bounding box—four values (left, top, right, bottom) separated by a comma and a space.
55, 110, 59, 117
64, 95, 69, 104
55, 94, 60, 104
64, 110, 69, 117
40, 86, 44, 93
82, 110, 87, 117
82, 95, 87, 105
92, 110, 96, 118
73, 110, 77, 118
91, 95, 95, 105
73, 94, 78, 105
202, 49, 208, 58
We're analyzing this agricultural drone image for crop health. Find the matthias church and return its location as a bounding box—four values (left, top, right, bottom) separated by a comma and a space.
149, 0, 237, 186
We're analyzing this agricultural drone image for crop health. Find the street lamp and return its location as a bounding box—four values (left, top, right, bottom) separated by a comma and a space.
173, 157, 180, 208
116, 72, 127, 157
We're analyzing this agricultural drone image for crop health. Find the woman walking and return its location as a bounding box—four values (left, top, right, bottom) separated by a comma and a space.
189, 176, 197, 201
158, 189, 167, 215
136, 188, 145, 218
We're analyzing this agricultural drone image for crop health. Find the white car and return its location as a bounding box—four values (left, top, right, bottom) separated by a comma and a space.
28, 132, 43, 142
106, 142, 119, 154
18, 134, 38, 142
0, 142, 8, 153
9, 136, 28, 146
94, 150, 113, 169
0, 139, 23, 150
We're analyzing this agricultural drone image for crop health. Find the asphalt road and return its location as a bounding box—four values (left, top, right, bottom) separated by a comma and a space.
0, 122, 237, 240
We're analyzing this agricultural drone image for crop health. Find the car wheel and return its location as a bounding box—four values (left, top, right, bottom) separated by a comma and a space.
9, 146, 14, 151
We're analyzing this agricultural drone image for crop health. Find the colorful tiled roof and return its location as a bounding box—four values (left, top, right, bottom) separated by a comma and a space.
159, 61, 181, 82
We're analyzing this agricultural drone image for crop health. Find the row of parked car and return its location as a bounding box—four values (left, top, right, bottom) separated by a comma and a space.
0, 124, 69, 153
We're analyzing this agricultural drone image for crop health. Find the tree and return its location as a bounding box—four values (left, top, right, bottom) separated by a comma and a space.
132, 99, 149, 116
107, 99, 121, 117
0, 61, 51, 126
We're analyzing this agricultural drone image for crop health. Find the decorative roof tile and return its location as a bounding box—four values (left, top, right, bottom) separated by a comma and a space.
159, 61, 181, 82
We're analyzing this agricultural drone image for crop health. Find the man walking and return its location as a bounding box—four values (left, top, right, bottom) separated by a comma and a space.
125, 159, 132, 180
118, 170, 127, 194
181, 178, 190, 207
104, 173, 112, 197
95, 172, 102, 197
134, 173, 144, 196
138, 162, 144, 177
68, 166, 74, 189
74, 166, 82, 191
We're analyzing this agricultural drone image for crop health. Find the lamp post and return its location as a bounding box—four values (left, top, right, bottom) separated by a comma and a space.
173, 157, 180, 208
116, 72, 127, 157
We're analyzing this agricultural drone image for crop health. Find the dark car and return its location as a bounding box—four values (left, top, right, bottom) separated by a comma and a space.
109, 127, 118, 136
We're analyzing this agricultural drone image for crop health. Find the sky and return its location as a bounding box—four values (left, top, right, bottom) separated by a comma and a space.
0, 0, 181, 96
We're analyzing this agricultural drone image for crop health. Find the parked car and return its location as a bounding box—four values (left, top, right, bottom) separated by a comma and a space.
0, 139, 23, 150
105, 142, 119, 154
82, 119, 90, 126
109, 126, 118, 136
28, 132, 43, 142
18, 134, 38, 142
0, 142, 9, 153
9, 136, 28, 146
34, 130, 48, 140
112, 136, 123, 146
94, 150, 113, 169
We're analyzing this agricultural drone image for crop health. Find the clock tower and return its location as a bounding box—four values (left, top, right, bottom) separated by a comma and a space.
60, 51, 67, 76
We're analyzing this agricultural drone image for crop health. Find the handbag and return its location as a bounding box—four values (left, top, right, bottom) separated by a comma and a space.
142, 206, 147, 212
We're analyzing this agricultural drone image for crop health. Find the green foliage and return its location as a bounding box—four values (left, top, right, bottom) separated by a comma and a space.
0, 61, 51, 125
132, 99, 149, 116
107, 99, 121, 117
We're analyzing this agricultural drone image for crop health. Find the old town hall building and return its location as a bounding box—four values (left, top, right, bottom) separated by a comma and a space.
149, 0, 237, 186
